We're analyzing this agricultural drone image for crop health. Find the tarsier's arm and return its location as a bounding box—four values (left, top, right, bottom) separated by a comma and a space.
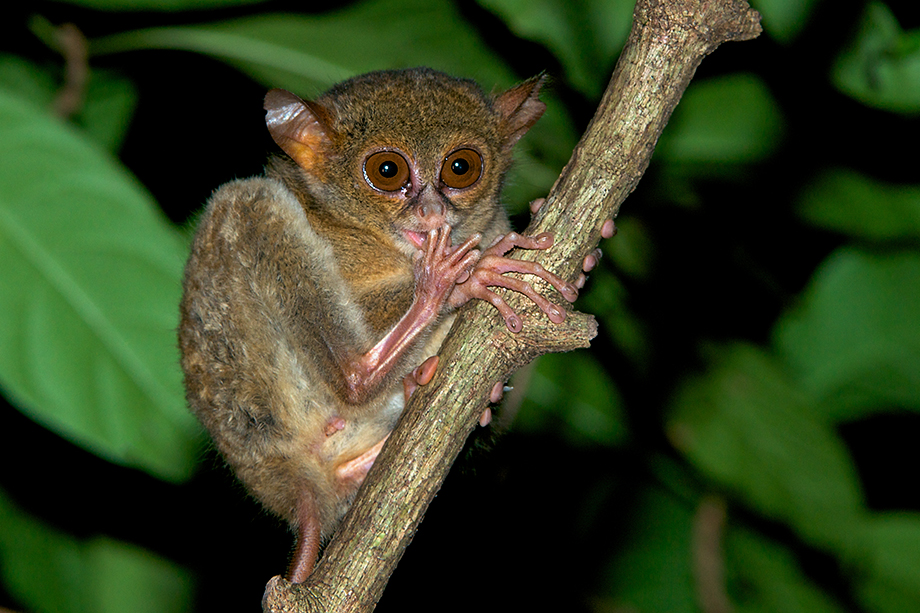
337, 224, 578, 405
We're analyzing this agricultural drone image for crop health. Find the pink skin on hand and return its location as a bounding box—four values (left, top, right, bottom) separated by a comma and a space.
396, 209, 619, 429
446, 231, 578, 333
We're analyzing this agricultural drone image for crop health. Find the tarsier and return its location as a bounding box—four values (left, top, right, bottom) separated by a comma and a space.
179, 67, 609, 582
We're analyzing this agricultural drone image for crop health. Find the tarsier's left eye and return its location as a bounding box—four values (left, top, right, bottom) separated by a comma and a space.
440, 149, 482, 189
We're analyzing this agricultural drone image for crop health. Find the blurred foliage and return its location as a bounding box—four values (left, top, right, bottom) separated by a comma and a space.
0, 0, 919, 611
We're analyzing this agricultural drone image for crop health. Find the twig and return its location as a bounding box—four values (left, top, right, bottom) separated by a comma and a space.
52, 23, 89, 118
693, 496, 733, 613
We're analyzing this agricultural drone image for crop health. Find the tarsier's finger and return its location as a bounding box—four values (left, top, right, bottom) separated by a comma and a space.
484, 231, 553, 257
484, 256, 578, 303
601, 219, 617, 239
468, 285, 523, 332
446, 237, 481, 269
475, 269, 566, 325
450, 251, 481, 284
583, 248, 602, 273
489, 381, 504, 403
448, 232, 482, 259
529, 197, 546, 214
479, 407, 493, 427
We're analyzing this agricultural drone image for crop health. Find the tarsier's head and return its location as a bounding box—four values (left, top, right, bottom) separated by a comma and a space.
264, 67, 545, 255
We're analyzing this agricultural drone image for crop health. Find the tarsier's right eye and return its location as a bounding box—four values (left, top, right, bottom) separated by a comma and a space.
364, 151, 410, 192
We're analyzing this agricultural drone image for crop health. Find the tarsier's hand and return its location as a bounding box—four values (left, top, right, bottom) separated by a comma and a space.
413, 225, 481, 310
446, 231, 579, 333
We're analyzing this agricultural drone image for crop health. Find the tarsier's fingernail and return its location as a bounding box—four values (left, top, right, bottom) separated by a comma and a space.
562, 284, 578, 301
490, 381, 504, 403
601, 219, 617, 239
549, 306, 566, 323
506, 315, 522, 333
537, 233, 553, 245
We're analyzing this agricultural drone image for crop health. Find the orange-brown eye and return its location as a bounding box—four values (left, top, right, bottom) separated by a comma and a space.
364, 151, 410, 192
440, 149, 482, 189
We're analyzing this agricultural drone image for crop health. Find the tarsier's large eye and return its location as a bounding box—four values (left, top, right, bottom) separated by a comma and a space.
440, 149, 482, 189
364, 151, 410, 192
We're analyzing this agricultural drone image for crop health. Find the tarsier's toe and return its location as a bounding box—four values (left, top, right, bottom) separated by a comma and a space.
602, 219, 617, 239
489, 381, 504, 403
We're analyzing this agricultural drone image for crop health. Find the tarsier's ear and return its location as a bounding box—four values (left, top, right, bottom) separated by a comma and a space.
493, 74, 547, 151
264, 89, 335, 171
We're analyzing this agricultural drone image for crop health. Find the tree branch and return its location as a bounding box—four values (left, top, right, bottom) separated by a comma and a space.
263, 1, 761, 610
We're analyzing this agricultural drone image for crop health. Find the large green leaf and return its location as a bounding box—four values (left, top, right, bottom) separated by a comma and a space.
797, 169, 920, 240
515, 351, 628, 447
750, 0, 820, 43
86, 0, 579, 206
656, 73, 784, 165
580, 262, 649, 368
667, 344, 865, 555
727, 527, 846, 613
0, 88, 199, 481
0, 488, 193, 613
854, 514, 920, 613
0, 52, 137, 152
46, 0, 267, 11
775, 249, 920, 420
475, 0, 634, 98
596, 485, 697, 613
832, 3, 920, 114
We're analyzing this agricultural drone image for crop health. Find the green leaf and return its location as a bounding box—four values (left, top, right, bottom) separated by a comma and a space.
515, 351, 628, 447
727, 527, 846, 613
87, 0, 579, 206
46, 0, 267, 11
0, 488, 193, 613
580, 263, 649, 369
0, 54, 57, 105
832, 2, 920, 114
750, 0, 820, 43
656, 73, 784, 165
854, 514, 920, 613
475, 0, 634, 98
797, 169, 920, 240
774, 249, 920, 420
596, 485, 697, 613
0, 88, 200, 481
667, 344, 865, 555
0, 53, 136, 152
78, 70, 137, 152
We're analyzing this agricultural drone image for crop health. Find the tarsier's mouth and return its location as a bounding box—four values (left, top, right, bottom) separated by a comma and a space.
402, 229, 427, 249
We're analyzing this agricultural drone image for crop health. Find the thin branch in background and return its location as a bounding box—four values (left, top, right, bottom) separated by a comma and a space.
693, 495, 732, 613
52, 23, 88, 118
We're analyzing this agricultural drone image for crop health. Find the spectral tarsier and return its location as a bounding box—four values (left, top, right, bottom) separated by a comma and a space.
179, 67, 610, 582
